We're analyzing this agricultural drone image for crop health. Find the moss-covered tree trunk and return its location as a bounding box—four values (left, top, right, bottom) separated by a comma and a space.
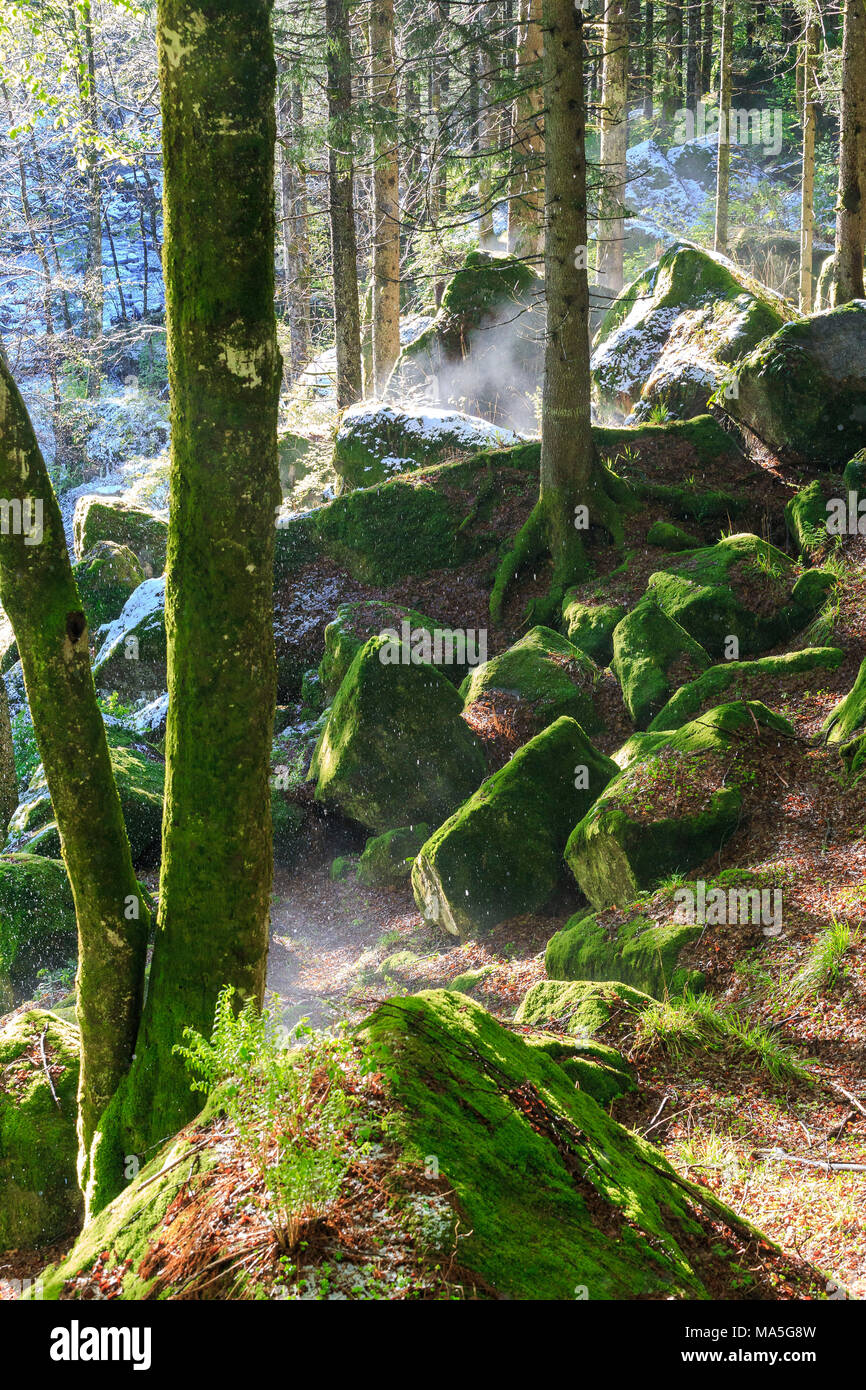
799, 10, 819, 313
93, 0, 282, 1211
597, 0, 629, 299
0, 349, 147, 1201
326, 0, 364, 409
369, 0, 401, 392
714, 0, 733, 254
0, 675, 17, 841
833, 0, 866, 304
508, 0, 544, 262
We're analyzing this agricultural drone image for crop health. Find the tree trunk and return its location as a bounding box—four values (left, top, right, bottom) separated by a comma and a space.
69, 1, 103, 388
369, 0, 401, 391
277, 79, 311, 379
799, 9, 820, 312
478, 42, 497, 246
702, 0, 713, 93
714, 0, 733, 253
687, 0, 701, 104
834, 0, 866, 304
598, 0, 629, 299
326, 0, 363, 408
92, 0, 282, 1212
663, 2, 682, 119
644, 1, 654, 118
0, 347, 147, 1208
0, 678, 16, 842
508, 0, 544, 261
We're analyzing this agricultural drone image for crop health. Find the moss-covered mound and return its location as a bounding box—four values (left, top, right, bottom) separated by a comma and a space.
91, 577, 167, 702
650, 646, 845, 731
356, 824, 430, 888
611, 596, 710, 729
545, 907, 703, 997
310, 634, 486, 834
560, 595, 625, 665
646, 533, 833, 659
360, 991, 767, 1297
6, 728, 164, 869
71, 541, 146, 632
516, 978, 654, 1036
823, 656, 866, 776
412, 717, 617, 938
460, 626, 604, 737
723, 300, 866, 466
319, 600, 464, 697
73, 496, 168, 577
333, 401, 522, 490
591, 242, 789, 425
0, 856, 77, 1011
564, 701, 793, 911
646, 520, 702, 551
784, 480, 835, 558
0, 1009, 82, 1250
390, 250, 543, 433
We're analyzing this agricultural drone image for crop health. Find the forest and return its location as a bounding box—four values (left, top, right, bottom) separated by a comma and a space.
0, 0, 865, 1331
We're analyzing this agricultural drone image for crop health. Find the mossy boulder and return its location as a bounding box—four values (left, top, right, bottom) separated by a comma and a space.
310, 634, 487, 833
611, 596, 710, 729
72, 541, 146, 631
650, 646, 845, 731
460, 626, 604, 737
646, 533, 833, 659
412, 717, 618, 938
357, 824, 430, 888
5, 728, 164, 869
0, 1009, 82, 1250
591, 242, 789, 425
334, 402, 522, 490
784, 480, 834, 558
390, 250, 543, 433
564, 701, 793, 911
271, 793, 306, 866
0, 855, 77, 1011
360, 990, 769, 1297
319, 600, 465, 697
545, 907, 703, 997
560, 595, 625, 665
516, 978, 653, 1036
92, 577, 167, 701
823, 656, 866, 776
723, 300, 866, 466
72, 496, 168, 577
646, 520, 702, 551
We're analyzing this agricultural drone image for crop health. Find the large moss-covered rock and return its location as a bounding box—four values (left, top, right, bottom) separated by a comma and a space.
591, 243, 789, 425
516, 978, 653, 1036
611, 596, 710, 729
723, 300, 866, 466
319, 600, 466, 696
560, 595, 625, 665
357, 824, 430, 888
784, 480, 834, 558
646, 533, 833, 659
5, 729, 164, 869
0, 1009, 82, 1250
73, 496, 168, 577
72, 541, 146, 632
310, 634, 486, 833
0, 856, 77, 1011
460, 626, 604, 737
545, 907, 703, 997
334, 402, 522, 490
390, 250, 543, 432
650, 646, 845, 731
92, 577, 167, 701
823, 656, 866, 776
412, 717, 618, 938
564, 702, 793, 911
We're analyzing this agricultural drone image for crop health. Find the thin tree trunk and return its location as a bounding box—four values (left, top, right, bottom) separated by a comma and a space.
702, 0, 713, 93
714, 0, 733, 253
663, 2, 682, 119
326, 0, 363, 408
834, 0, 866, 303
94, 0, 282, 1211
799, 8, 819, 312
478, 42, 496, 246
508, 0, 544, 261
687, 0, 701, 104
0, 346, 147, 1208
69, 1, 103, 388
370, 0, 401, 391
644, 1, 654, 118
0, 678, 16, 841
598, 0, 629, 298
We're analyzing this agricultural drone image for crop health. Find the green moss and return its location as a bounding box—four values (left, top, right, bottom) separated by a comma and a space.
545, 909, 703, 997
72, 497, 168, 577
785, 481, 832, 558
516, 978, 654, 1036
611, 595, 710, 729
319, 601, 451, 697
357, 824, 430, 888
0, 855, 77, 1010
413, 717, 618, 938
594, 414, 742, 468
361, 990, 756, 1298
460, 625, 604, 735
560, 596, 625, 665
823, 656, 866, 775
646, 520, 701, 551
311, 634, 486, 833
271, 793, 306, 865
71, 542, 146, 631
0, 1009, 82, 1250
334, 403, 522, 490
649, 647, 844, 731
